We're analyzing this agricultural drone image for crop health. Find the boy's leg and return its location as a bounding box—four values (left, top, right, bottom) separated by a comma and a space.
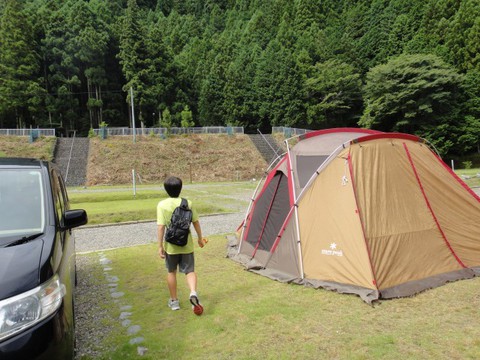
188, 276, 203, 316
181, 254, 203, 315
165, 254, 181, 310
180, 254, 197, 293
167, 271, 180, 310
167, 271, 178, 299
165, 254, 179, 299
186, 271, 197, 294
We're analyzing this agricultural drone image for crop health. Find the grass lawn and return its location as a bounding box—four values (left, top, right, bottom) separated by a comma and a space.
77, 237, 480, 360
455, 168, 480, 188
69, 182, 256, 225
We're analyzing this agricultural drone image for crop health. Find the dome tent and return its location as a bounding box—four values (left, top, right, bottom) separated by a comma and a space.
228, 128, 480, 303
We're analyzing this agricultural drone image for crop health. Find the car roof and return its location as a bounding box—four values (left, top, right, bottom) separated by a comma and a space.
0, 157, 47, 169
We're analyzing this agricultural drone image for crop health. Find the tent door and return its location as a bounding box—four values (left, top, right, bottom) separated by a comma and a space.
244, 172, 291, 261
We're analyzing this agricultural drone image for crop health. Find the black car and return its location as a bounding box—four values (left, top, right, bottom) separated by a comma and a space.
0, 158, 87, 360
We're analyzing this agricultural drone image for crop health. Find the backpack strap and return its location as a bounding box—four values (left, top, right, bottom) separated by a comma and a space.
180, 198, 189, 209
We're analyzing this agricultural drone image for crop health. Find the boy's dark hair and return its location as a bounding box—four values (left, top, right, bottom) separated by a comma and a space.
164, 176, 182, 198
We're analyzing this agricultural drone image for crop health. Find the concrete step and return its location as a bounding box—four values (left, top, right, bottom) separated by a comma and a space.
53, 138, 89, 187
248, 134, 284, 165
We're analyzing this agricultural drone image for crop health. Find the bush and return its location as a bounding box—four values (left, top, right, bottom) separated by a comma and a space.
450, 153, 480, 169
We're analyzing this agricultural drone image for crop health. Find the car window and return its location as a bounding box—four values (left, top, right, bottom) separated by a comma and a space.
0, 169, 45, 240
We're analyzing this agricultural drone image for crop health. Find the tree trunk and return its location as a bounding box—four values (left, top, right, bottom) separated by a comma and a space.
87, 78, 93, 129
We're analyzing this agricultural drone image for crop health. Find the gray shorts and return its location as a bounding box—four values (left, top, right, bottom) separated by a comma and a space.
165, 253, 195, 274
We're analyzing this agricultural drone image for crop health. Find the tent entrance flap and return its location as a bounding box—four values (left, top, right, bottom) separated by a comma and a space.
244, 172, 291, 260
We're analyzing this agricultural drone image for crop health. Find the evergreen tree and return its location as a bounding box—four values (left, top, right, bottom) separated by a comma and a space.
198, 53, 229, 126
254, 38, 304, 131
141, 16, 176, 126
66, 1, 110, 131
118, 0, 148, 125
0, 0, 43, 128
180, 105, 194, 128
406, 0, 459, 61
446, 0, 480, 72
42, 1, 82, 131
459, 69, 480, 154
161, 107, 172, 129
305, 59, 363, 128
224, 43, 261, 127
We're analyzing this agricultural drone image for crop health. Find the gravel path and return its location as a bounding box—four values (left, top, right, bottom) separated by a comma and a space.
75, 188, 480, 254
74, 211, 246, 253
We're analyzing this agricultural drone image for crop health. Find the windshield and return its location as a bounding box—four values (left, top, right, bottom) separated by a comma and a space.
0, 169, 45, 242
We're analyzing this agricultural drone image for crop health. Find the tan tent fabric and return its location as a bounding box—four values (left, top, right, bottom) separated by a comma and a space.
349, 139, 465, 290
299, 153, 375, 290
405, 142, 480, 268
290, 129, 378, 193
228, 129, 480, 303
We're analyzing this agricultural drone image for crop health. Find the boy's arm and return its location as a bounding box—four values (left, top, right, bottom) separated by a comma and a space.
157, 224, 166, 258
192, 220, 204, 246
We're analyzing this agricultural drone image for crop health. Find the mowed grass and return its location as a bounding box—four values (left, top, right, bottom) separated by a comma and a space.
78, 238, 480, 360
69, 182, 256, 225
456, 168, 480, 188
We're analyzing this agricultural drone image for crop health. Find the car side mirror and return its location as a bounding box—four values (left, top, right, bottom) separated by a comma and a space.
63, 209, 88, 230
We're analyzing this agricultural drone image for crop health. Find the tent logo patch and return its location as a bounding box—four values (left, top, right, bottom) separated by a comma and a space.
321, 242, 343, 257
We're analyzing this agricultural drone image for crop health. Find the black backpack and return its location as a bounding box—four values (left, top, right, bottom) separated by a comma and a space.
164, 198, 192, 246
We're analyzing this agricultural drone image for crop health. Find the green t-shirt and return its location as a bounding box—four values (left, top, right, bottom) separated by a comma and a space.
157, 197, 199, 255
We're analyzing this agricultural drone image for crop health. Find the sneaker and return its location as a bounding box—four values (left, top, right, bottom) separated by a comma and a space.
189, 293, 203, 316
168, 299, 180, 311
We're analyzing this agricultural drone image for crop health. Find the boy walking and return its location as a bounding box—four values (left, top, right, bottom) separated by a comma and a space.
157, 176, 204, 315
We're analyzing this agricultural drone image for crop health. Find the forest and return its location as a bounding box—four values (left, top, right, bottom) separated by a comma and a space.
0, 0, 479, 157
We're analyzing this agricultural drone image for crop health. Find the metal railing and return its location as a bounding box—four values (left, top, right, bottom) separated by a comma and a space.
0, 127, 315, 137
0, 129, 56, 137
257, 129, 281, 159
93, 126, 244, 136
271, 127, 312, 137
64, 131, 76, 184
0, 127, 245, 137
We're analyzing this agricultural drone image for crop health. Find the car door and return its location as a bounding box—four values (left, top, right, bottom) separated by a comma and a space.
50, 168, 76, 355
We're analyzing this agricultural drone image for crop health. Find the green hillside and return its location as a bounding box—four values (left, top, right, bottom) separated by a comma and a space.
0, 1, 478, 158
